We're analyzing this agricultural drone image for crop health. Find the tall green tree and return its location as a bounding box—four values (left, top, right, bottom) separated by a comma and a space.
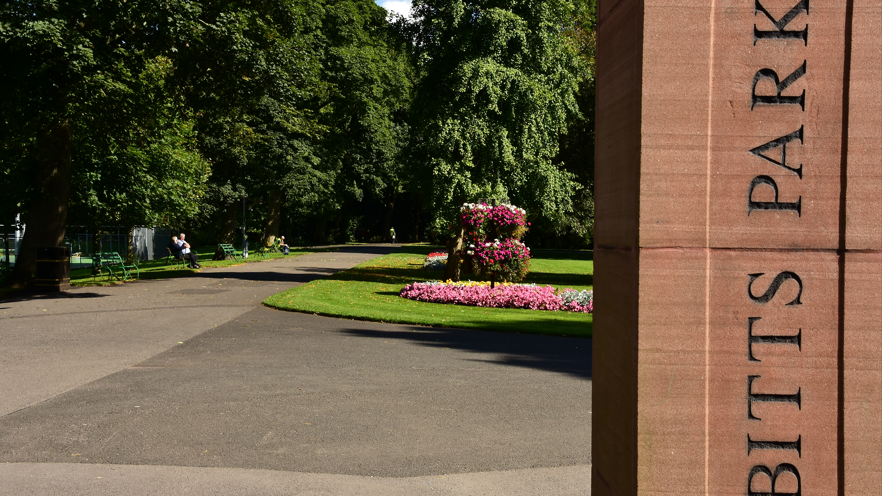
408, 0, 585, 275
316, 0, 415, 240
535, 0, 595, 248
68, 56, 210, 232
0, 0, 207, 286
169, 0, 329, 246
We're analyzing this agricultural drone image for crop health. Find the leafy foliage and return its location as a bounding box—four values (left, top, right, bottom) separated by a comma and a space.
409, 0, 585, 233
69, 56, 210, 227
1, 0, 597, 289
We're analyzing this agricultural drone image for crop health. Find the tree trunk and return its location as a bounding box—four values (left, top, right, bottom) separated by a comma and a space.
263, 187, 282, 247
3, 221, 10, 268
126, 226, 136, 263
443, 228, 464, 282
219, 201, 238, 244
332, 210, 343, 244
382, 192, 396, 236
91, 221, 103, 257
313, 215, 328, 245
412, 208, 420, 243
10, 120, 72, 288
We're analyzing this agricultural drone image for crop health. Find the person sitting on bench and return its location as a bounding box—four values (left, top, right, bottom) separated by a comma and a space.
177, 233, 200, 269
169, 235, 200, 269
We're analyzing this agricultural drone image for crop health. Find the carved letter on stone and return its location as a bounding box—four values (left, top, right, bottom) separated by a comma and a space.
747, 463, 802, 496
747, 272, 803, 306
748, 317, 802, 361
754, 0, 809, 45
748, 434, 802, 457
748, 176, 802, 217
748, 375, 802, 420
751, 62, 807, 110
749, 127, 805, 178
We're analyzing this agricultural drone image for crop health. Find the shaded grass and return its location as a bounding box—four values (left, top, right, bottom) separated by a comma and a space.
70, 247, 327, 287
264, 246, 593, 338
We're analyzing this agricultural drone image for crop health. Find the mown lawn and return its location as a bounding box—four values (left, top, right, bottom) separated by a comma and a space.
264, 245, 593, 338
69, 247, 327, 287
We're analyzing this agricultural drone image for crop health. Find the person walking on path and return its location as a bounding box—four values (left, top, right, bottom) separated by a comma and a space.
389, 227, 396, 244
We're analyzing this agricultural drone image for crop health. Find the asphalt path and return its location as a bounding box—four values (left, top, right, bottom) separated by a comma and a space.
0, 245, 591, 495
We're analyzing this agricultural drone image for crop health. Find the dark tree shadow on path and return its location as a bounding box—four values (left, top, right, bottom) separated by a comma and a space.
0, 291, 110, 303
341, 325, 592, 380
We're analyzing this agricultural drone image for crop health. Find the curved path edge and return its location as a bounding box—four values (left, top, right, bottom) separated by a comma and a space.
0, 463, 590, 496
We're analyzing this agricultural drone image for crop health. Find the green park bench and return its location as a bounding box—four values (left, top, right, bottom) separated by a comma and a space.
166, 247, 186, 269
217, 243, 242, 262
92, 252, 139, 281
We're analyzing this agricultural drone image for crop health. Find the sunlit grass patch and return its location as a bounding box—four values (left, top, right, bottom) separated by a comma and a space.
264, 246, 593, 338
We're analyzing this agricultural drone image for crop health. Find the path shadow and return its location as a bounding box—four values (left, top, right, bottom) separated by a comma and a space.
330, 245, 400, 256
191, 245, 401, 284
341, 325, 592, 380
526, 271, 593, 287
196, 267, 343, 283
0, 291, 111, 303
529, 249, 594, 261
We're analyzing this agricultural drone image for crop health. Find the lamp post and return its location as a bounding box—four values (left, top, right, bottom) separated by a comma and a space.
242, 195, 248, 259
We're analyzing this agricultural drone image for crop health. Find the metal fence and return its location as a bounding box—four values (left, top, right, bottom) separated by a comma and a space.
0, 222, 23, 268
1, 225, 171, 269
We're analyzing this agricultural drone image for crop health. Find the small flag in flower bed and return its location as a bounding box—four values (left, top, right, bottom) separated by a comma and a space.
399, 280, 592, 313
423, 252, 448, 271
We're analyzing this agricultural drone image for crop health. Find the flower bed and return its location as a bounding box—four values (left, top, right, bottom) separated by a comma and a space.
399, 281, 593, 313
423, 252, 448, 271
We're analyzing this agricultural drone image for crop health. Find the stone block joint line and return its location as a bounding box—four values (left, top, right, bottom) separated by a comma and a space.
703, 0, 717, 493
837, 0, 855, 493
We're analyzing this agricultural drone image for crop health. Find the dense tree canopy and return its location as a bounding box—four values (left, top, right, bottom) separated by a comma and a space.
1, 0, 596, 286
0, 0, 208, 284
409, 0, 584, 231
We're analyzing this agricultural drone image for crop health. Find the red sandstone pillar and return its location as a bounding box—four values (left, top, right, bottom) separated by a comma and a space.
593, 1, 882, 494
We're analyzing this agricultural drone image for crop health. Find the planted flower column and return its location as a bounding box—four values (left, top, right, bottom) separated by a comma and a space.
460, 203, 530, 288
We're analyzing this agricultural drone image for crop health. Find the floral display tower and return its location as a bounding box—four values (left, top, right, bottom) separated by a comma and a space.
458, 202, 530, 288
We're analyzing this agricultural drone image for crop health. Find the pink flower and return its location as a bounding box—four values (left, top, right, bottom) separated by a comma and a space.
399, 283, 592, 313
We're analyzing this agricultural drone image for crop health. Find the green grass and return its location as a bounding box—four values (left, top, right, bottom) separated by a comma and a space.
264, 245, 593, 338
69, 247, 328, 287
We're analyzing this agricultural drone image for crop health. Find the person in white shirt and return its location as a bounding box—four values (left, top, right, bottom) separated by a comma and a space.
177, 233, 200, 269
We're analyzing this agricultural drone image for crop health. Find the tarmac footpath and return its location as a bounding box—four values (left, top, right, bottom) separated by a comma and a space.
0, 245, 591, 495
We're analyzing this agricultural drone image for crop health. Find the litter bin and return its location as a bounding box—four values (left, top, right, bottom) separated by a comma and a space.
35, 246, 71, 291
